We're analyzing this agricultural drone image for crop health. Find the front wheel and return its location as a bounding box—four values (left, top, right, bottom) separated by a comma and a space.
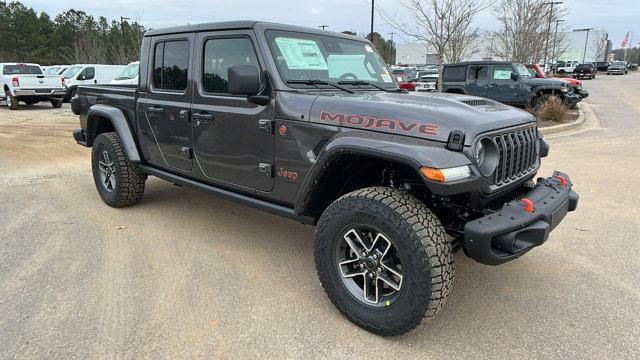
91, 132, 147, 207
314, 187, 454, 336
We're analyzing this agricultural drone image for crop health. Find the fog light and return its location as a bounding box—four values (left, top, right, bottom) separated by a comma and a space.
420, 166, 471, 182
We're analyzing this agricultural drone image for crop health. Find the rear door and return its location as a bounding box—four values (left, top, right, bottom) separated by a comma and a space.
190, 30, 275, 192
141, 35, 194, 172
488, 65, 520, 105
466, 65, 488, 97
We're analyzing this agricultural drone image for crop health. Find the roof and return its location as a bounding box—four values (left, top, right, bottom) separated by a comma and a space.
143, 21, 367, 42
444, 61, 514, 67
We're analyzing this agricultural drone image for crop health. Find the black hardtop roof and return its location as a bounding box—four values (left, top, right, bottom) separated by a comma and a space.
144, 20, 366, 42
444, 61, 516, 67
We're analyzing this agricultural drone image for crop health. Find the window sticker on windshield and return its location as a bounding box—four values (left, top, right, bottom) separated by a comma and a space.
365, 45, 374, 53
381, 74, 393, 83
275, 37, 328, 70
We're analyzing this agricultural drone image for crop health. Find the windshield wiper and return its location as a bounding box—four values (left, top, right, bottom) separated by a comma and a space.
286, 79, 354, 94
337, 80, 389, 92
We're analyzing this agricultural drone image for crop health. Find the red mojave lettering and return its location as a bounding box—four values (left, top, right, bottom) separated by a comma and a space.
319, 111, 439, 137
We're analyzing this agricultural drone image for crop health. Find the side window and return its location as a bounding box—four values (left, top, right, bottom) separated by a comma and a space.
443, 66, 466, 81
492, 66, 513, 80
467, 65, 487, 81
152, 40, 189, 91
85, 67, 95, 80
202, 37, 260, 94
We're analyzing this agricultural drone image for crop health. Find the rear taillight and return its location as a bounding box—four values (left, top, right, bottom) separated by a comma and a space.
11, 76, 19, 87
61, 77, 65, 86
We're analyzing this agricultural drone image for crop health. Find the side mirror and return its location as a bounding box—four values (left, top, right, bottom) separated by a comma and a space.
510, 72, 519, 81
228, 65, 260, 96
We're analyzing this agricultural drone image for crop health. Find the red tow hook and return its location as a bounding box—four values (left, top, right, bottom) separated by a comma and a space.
520, 198, 534, 213
554, 175, 567, 188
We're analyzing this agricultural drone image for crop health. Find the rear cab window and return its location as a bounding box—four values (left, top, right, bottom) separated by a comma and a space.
3, 64, 42, 75
467, 65, 488, 81
443, 66, 466, 82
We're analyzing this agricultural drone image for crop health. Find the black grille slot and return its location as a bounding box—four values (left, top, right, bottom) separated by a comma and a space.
492, 126, 538, 186
461, 99, 489, 107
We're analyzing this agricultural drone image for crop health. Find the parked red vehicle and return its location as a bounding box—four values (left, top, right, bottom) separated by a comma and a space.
395, 75, 416, 91
526, 64, 589, 100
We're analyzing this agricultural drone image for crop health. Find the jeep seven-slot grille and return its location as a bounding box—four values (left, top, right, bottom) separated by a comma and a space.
492, 126, 538, 186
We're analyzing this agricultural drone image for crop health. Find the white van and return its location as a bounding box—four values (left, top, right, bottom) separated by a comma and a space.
61, 64, 126, 99
109, 61, 139, 85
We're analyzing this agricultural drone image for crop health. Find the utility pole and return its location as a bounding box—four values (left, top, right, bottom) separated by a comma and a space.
551, 19, 564, 72
370, 0, 375, 41
542, 2, 562, 69
318, 25, 329, 30
388, 32, 396, 64
573, 28, 594, 63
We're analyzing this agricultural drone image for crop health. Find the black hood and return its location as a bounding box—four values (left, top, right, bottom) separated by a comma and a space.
306, 91, 536, 145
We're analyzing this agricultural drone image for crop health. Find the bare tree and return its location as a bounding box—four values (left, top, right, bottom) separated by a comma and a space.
590, 33, 608, 63
379, 0, 493, 89
493, 0, 567, 64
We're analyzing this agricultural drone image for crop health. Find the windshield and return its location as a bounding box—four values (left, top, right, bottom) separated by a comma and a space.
114, 63, 139, 80
61, 66, 82, 79
43, 67, 61, 75
266, 30, 395, 89
3, 64, 42, 75
514, 64, 531, 78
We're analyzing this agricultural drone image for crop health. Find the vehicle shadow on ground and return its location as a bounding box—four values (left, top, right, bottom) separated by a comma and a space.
136, 178, 552, 343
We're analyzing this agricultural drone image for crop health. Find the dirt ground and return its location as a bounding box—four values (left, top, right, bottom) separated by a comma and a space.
1, 73, 639, 359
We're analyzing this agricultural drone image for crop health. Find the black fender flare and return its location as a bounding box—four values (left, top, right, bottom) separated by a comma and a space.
86, 104, 140, 162
293, 130, 476, 215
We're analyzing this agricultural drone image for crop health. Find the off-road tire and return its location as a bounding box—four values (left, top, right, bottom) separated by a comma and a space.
533, 94, 552, 112
314, 186, 455, 336
50, 99, 63, 108
5, 90, 18, 110
92, 132, 146, 207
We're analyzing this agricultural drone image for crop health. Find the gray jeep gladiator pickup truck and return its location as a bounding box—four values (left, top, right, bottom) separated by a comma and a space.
71, 21, 579, 336
442, 61, 582, 110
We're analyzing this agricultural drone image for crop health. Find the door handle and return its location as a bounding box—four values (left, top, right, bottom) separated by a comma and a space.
490, 83, 498, 87
192, 112, 214, 122
147, 106, 164, 114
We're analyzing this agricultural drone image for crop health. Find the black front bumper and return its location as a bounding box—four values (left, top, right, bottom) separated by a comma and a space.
575, 88, 589, 99
464, 171, 579, 265
561, 92, 582, 106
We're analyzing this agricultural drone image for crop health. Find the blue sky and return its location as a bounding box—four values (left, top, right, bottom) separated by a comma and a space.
21, 0, 638, 49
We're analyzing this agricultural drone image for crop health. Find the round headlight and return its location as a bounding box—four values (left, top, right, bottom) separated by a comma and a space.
475, 137, 499, 177
475, 141, 485, 165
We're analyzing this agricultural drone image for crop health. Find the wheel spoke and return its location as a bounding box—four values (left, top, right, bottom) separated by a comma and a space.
371, 233, 392, 259
109, 174, 117, 189
377, 271, 402, 291
343, 229, 368, 258
381, 263, 403, 289
363, 277, 379, 304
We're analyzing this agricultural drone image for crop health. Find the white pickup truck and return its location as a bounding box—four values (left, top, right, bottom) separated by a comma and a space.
1, 63, 66, 110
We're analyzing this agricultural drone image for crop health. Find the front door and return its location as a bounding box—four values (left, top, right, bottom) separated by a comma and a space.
488, 65, 520, 105
143, 35, 193, 171
190, 31, 275, 192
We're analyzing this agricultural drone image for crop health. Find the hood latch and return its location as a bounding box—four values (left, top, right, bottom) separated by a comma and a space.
446, 130, 465, 152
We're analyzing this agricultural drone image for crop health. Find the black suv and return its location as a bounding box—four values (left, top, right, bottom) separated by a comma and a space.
442, 61, 582, 109
71, 21, 578, 336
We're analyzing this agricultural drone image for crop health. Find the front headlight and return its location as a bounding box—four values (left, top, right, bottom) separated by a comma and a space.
560, 87, 568, 93
475, 137, 499, 177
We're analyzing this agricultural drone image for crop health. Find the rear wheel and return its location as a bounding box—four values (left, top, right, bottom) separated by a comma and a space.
50, 99, 63, 108
5, 90, 18, 110
314, 187, 454, 336
92, 132, 147, 207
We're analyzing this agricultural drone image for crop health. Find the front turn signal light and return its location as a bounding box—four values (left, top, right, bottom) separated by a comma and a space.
420, 166, 471, 183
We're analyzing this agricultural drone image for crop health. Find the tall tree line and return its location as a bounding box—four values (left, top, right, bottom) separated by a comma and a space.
0, 1, 145, 65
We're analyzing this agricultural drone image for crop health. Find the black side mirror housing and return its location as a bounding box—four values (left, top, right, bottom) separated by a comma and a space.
510, 72, 519, 81
228, 65, 260, 96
